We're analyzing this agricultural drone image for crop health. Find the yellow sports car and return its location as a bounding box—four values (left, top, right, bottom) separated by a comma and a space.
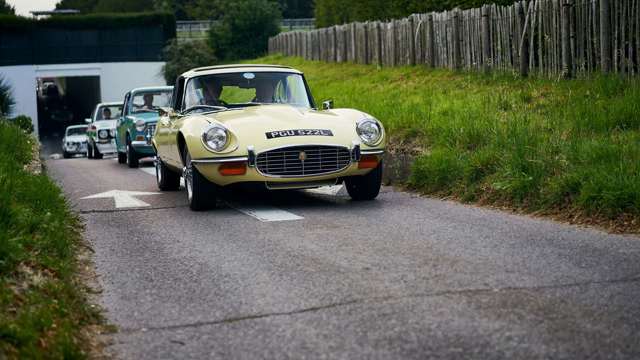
153, 65, 385, 210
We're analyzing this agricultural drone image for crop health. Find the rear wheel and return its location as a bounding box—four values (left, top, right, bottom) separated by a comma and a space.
126, 139, 139, 168
345, 161, 383, 201
156, 158, 180, 191
184, 152, 217, 211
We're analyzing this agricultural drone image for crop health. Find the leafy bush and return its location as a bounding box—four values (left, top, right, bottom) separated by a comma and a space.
162, 39, 218, 85
208, 0, 281, 61
0, 75, 15, 118
0, 0, 15, 15
0, 12, 176, 40
7, 115, 34, 134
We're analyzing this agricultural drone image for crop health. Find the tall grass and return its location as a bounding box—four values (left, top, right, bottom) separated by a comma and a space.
251, 55, 640, 222
0, 121, 100, 358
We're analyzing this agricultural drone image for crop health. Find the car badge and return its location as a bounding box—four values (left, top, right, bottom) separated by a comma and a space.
299, 151, 307, 161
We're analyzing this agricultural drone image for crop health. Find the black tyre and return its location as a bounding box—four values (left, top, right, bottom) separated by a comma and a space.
156, 158, 180, 191
87, 142, 94, 159
184, 152, 217, 211
345, 161, 383, 201
117, 151, 127, 164
126, 139, 139, 168
63, 151, 71, 159
94, 144, 103, 160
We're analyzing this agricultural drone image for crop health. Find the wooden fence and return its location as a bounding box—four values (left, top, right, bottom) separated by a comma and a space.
268, 0, 640, 77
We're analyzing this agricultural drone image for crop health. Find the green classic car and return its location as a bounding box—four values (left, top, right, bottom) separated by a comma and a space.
115, 86, 173, 167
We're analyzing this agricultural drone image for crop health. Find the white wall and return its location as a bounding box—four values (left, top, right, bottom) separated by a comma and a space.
0, 62, 166, 137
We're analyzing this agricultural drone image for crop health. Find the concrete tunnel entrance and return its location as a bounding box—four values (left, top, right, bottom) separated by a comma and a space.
37, 76, 101, 155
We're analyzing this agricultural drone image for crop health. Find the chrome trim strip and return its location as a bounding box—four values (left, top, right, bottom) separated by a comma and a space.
361, 149, 385, 155
131, 141, 151, 147
191, 156, 249, 164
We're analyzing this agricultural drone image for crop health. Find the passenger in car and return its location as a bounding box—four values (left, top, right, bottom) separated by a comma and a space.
102, 107, 112, 120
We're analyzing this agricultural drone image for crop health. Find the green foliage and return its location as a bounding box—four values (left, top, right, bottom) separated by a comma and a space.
55, 0, 99, 13
277, 0, 314, 18
0, 76, 15, 118
315, 0, 516, 27
0, 12, 176, 39
208, 0, 281, 61
7, 116, 34, 134
93, 0, 155, 12
162, 39, 217, 85
0, 0, 15, 15
251, 55, 640, 222
0, 121, 101, 358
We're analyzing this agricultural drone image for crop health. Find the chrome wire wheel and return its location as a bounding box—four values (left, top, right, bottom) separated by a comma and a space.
184, 165, 193, 202
155, 158, 162, 184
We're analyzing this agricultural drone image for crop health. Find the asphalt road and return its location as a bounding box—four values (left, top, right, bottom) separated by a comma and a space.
47, 156, 640, 359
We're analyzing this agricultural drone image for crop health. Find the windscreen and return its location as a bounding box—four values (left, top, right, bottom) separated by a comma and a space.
66, 127, 87, 136
96, 105, 123, 120
131, 90, 172, 114
183, 72, 311, 111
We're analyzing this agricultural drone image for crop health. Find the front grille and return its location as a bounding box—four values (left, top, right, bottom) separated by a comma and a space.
256, 145, 351, 177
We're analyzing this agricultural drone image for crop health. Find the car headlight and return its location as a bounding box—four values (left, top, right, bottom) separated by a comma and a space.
356, 118, 382, 146
98, 129, 109, 139
135, 120, 146, 132
202, 124, 229, 152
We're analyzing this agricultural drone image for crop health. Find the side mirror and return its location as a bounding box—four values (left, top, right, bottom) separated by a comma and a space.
322, 100, 334, 110
84, 118, 91, 124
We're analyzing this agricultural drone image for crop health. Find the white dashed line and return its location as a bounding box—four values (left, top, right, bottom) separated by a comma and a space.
137, 165, 303, 221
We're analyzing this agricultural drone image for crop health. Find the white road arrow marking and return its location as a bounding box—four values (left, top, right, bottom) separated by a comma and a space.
136, 165, 303, 221
81, 190, 160, 208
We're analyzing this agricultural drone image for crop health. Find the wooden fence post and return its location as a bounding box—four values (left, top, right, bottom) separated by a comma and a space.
519, 0, 532, 77
427, 13, 435, 67
600, 0, 611, 72
376, 22, 383, 66
481, 5, 492, 72
562, 0, 573, 78
409, 16, 416, 65
452, 9, 462, 69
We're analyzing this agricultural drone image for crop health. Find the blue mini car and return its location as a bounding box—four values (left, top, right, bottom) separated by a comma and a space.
116, 86, 173, 167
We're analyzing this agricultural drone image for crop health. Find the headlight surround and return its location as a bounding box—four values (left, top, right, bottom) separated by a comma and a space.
98, 129, 109, 139
135, 120, 146, 132
356, 118, 383, 146
202, 124, 229, 152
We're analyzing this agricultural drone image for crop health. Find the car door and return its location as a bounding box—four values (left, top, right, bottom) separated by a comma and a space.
117, 92, 130, 152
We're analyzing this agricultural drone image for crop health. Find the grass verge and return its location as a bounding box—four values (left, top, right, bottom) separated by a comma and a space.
0, 121, 102, 358
250, 55, 640, 233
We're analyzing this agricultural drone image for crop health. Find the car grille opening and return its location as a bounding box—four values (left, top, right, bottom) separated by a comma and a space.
256, 145, 351, 177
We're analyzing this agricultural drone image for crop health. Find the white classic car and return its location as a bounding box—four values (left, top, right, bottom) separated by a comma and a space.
61, 124, 88, 158
85, 102, 123, 159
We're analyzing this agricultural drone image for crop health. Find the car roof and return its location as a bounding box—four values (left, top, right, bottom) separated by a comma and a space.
130, 86, 173, 94
181, 64, 303, 78
97, 102, 123, 107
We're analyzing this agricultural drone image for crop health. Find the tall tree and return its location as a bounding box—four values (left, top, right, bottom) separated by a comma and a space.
209, 0, 281, 60
0, 0, 16, 15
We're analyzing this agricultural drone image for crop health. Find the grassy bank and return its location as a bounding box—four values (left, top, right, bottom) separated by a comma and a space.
0, 121, 100, 358
252, 55, 640, 231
